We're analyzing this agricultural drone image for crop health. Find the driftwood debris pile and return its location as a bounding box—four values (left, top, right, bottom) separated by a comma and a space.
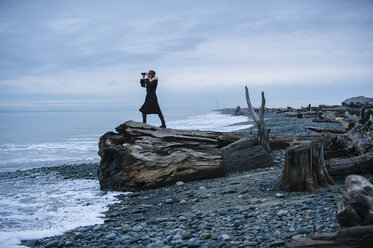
324, 107, 373, 177
271, 96, 373, 177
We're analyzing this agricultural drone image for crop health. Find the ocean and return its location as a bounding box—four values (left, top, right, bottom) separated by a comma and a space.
0, 109, 252, 247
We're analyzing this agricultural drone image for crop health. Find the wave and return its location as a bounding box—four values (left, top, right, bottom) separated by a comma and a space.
0, 177, 123, 248
167, 112, 253, 132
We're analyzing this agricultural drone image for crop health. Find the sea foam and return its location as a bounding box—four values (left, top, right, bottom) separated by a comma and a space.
0, 176, 122, 248
166, 112, 252, 132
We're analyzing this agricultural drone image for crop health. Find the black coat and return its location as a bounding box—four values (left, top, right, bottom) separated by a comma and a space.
139, 77, 162, 114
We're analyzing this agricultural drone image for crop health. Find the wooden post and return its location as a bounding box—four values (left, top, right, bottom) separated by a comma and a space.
245, 87, 271, 152
279, 138, 335, 193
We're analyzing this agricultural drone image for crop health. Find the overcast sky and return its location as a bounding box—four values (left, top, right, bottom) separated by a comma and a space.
0, 0, 372, 111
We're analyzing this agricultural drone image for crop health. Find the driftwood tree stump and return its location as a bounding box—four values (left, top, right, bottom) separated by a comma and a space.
279, 138, 335, 193
245, 87, 271, 152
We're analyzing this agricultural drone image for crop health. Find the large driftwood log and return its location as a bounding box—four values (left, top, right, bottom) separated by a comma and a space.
326, 152, 373, 176
287, 225, 373, 247
337, 175, 373, 227
269, 134, 332, 150
269, 135, 296, 150
279, 139, 335, 193
216, 132, 244, 147
284, 111, 318, 118
98, 121, 225, 191
245, 87, 271, 152
221, 136, 274, 172
98, 121, 274, 191
312, 118, 339, 123
304, 126, 346, 134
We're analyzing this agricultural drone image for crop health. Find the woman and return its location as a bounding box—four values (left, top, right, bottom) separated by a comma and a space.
139, 70, 166, 128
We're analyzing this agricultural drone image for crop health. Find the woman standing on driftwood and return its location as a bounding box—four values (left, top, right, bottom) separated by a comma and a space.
139, 70, 166, 128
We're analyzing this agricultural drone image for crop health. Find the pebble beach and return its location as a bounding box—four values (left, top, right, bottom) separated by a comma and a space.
9, 111, 348, 248
20, 157, 344, 247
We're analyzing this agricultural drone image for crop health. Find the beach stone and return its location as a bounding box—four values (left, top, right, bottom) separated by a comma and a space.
176, 181, 184, 186
134, 217, 146, 222
128, 238, 139, 244
77, 227, 88, 232
147, 240, 164, 247
93, 225, 101, 231
105, 233, 117, 240
275, 193, 284, 198
165, 199, 173, 204
132, 224, 144, 232
178, 216, 188, 221
141, 204, 154, 208
221, 234, 231, 240
131, 208, 144, 214
181, 231, 193, 240
155, 217, 169, 223
277, 210, 287, 217
45, 240, 59, 248
173, 234, 182, 240
179, 199, 188, 205
74, 232, 84, 240
64, 240, 74, 247
118, 234, 131, 241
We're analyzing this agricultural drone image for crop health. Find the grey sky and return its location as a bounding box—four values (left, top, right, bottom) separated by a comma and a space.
0, 0, 372, 111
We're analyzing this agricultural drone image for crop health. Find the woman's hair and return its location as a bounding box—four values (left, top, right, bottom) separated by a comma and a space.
148, 70, 156, 77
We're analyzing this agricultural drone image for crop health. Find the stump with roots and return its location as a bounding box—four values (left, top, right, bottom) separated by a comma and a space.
279, 138, 335, 193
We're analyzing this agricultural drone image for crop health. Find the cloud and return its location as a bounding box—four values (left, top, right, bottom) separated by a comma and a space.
0, 0, 372, 109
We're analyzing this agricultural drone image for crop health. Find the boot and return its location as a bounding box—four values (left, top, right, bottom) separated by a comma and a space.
158, 113, 166, 128
160, 121, 166, 128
